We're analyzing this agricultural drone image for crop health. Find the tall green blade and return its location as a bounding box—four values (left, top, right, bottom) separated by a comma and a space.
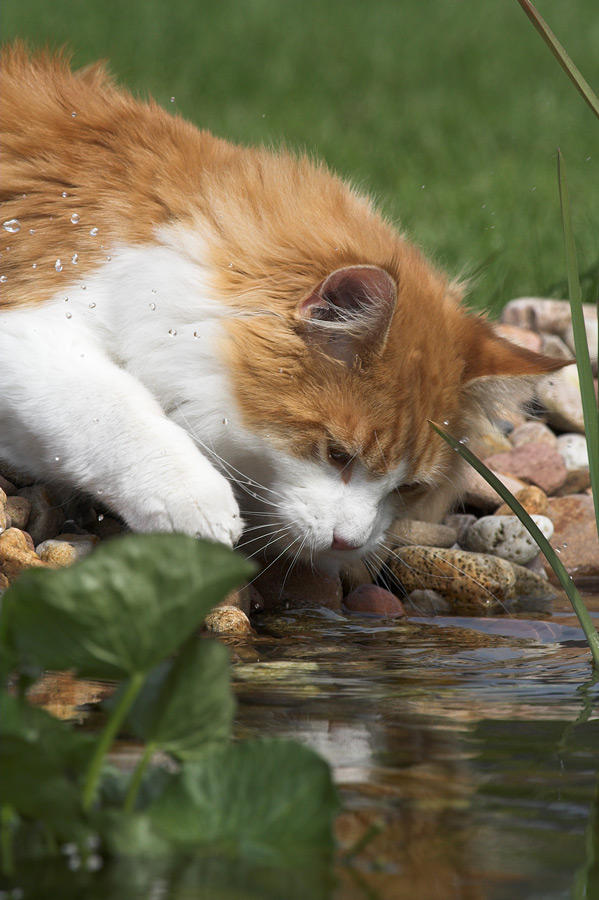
517, 0, 599, 119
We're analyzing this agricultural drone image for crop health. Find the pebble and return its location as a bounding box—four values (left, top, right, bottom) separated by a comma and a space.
501, 297, 594, 337
464, 514, 554, 565
203, 605, 253, 634
461, 466, 527, 512
493, 485, 549, 517
563, 314, 599, 358
0, 527, 49, 582
388, 518, 458, 549
510, 421, 558, 450
344, 584, 406, 617
545, 495, 599, 581
18, 484, 65, 545
536, 368, 585, 434
556, 433, 589, 471
483, 443, 567, 495
253, 558, 343, 611
4, 495, 31, 530
36, 536, 97, 567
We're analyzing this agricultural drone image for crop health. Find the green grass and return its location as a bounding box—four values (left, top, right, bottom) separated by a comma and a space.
2, 0, 597, 314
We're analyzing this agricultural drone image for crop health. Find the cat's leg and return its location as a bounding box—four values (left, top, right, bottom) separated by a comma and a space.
0, 318, 242, 545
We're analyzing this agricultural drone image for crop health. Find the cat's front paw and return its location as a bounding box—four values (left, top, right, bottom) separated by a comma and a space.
124, 468, 244, 547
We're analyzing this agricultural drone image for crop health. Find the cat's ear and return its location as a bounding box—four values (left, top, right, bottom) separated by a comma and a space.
462, 315, 571, 383
298, 265, 397, 365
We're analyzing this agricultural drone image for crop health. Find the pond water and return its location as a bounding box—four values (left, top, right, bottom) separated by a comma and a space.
14, 591, 599, 900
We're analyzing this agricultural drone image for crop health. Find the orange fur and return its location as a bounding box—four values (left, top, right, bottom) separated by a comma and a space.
1, 44, 567, 528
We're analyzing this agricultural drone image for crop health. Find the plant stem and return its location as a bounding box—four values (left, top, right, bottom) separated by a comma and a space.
0, 804, 16, 878
123, 741, 156, 814
82, 670, 146, 814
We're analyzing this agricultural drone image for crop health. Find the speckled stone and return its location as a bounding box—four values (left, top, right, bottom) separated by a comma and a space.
387, 546, 518, 611
344, 584, 406, 617
0, 528, 49, 582
493, 485, 549, 518
203, 605, 253, 634
388, 518, 458, 549
464, 514, 554, 565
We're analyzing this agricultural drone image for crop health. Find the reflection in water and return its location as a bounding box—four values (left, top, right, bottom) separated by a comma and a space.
18, 595, 599, 900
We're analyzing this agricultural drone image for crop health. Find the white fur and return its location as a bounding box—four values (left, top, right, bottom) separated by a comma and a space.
0, 228, 408, 569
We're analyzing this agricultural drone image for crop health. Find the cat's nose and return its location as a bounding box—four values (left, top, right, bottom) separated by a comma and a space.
331, 532, 363, 551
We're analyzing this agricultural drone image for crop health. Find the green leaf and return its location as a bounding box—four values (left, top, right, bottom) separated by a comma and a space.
0, 691, 92, 825
123, 637, 235, 758
1, 534, 253, 680
517, 0, 599, 119
149, 739, 340, 863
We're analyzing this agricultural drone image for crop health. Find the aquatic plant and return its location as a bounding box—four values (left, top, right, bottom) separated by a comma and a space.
0, 534, 339, 886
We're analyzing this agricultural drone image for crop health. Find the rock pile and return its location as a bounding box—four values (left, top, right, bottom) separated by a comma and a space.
1, 297, 597, 628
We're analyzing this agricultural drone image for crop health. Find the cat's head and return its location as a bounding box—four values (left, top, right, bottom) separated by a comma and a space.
218, 257, 566, 575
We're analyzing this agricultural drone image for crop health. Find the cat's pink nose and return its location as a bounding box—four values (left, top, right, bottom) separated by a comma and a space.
331, 532, 363, 551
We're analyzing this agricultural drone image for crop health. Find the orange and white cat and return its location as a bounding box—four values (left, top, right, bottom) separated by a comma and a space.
0, 45, 564, 573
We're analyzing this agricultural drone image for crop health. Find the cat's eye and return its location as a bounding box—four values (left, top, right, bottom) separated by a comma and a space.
327, 445, 354, 470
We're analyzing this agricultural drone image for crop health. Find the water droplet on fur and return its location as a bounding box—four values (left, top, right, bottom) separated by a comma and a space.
64, 297, 69, 302
81, 284, 87, 290
32, 263, 37, 269
92, 418, 99, 424
71, 253, 79, 264
151, 288, 157, 294
71, 111, 77, 117
88, 302, 96, 309
106, 255, 112, 261
278, 368, 283, 373
29, 228, 36, 234
3, 219, 21, 233
71, 213, 80, 224
443, 420, 450, 426
222, 418, 229, 425
170, 96, 175, 103
65, 312, 72, 319
562, 542, 568, 549
97, 513, 104, 522
0, 275, 7, 283
193, 331, 200, 338
555, 547, 561, 554
459, 436, 469, 445
149, 302, 156, 310
61, 191, 68, 198
227, 262, 233, 268
89, 227, 99, 236
54, 456, 60, 462
55, 259, 63, 272
168, 329, 177, 336
97, 489, 103, 495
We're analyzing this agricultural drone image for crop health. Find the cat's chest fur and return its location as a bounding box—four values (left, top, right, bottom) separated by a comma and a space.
0, 45, 564, 574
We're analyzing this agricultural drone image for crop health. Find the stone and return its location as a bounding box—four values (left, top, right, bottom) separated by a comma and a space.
461, 465, 527, 512
0, 500, 9, 534
464, 514, 554, 565
253, 558, 343, 611
387, 546, 517, 611
0, 475, 17, 497
494, 323, 543, 353
4, 496, 31, 530
444, 513, 478, 547
388, 518, 458, 549
544, 494, 599, 581
556, 433, 589, 471
510, 421, 558, 450
563, 314, 599, 358
35, 536, 97, 567
344, 584, 406, 617
404, 589, 453, 616
203, 605, 253, 634
536, 368, 585, 434
483, 443, 567, 495
18, 485, 65, 545
501, 297, 595, 337
494, 485, 549, 517
540, 333, 574, 361
340, 558, 377, 595
553, 469, 592, 496
509, 562, 555, 604
0, 528, 49, 581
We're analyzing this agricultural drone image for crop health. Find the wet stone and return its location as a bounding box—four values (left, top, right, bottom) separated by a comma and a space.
388, 518, 458, 549
0, 527, 49, 582
344, 584, 406, 617
404, 589, 453, 616
203, 605, 253, 634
